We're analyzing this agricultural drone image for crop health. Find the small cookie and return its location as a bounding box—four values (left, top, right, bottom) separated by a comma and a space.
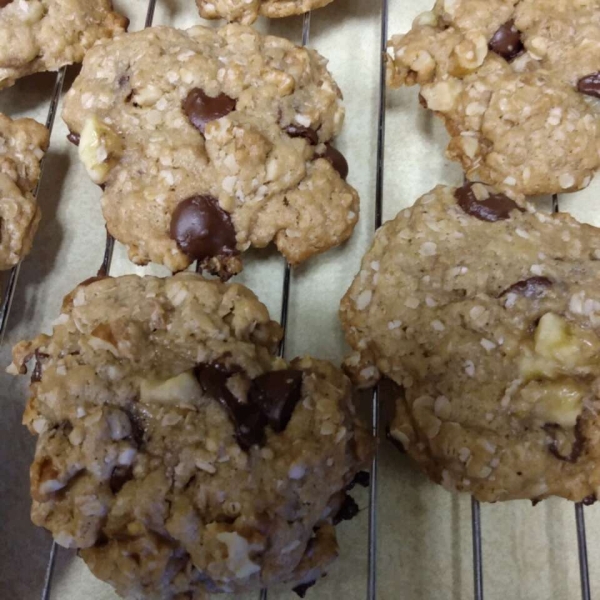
0, 0, 127, 89
387, 0, 600, 196
10, 273, 371, 598
341, 182, 600, 503
62, 25, 359, 278
197, 0, 335, 24
0, 112, 49, 270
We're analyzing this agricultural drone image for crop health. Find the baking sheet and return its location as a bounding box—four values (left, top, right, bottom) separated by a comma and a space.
0, 0, 599, 598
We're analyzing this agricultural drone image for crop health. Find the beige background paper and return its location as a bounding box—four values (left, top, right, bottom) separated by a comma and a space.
1, 0, 599, 598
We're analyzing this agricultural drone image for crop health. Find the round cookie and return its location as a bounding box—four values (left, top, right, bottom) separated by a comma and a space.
62, 24, 358, 279
0, 0, 127, 89
387, 0, 600, 196
341, 182, 600, 503
0, 112, 49, 270
197, 0, 335, 24
10, 273, 371, 598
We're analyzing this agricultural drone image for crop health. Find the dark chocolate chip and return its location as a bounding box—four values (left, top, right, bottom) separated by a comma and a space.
67, 132, 80, 146
333, 494, 360, 525
317, 144, 349, 180
582, 494, 597, 506
124, 408, 147, 449
31, 350, 49, 384
455, 181, 523, 222
347, 470, 371, 490
109, 465, 133, 494
0, 0, 14, 7
248, 370, 303, 433
285, 125, 319, 145
543, 417, 585, 463
182, 88, 236, 134
499, 277, 553, 299
170, 195, 237, 262
293, 580, 317, 598
117, 74, 130, 88
386, 427, 406, 454
578, 72, 600, 99
531, 498, 543, 507
489, 20, 524, 62
195, 364, 267, 450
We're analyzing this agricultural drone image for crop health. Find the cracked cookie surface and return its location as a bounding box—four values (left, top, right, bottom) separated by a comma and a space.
0, 0, 127, 89
341, 182, 600, 502
196, 0, 334, 24
62, 24, 358, 278
387, 0, 600, 196
10, 273, 371, 598
0, 112, 49, 270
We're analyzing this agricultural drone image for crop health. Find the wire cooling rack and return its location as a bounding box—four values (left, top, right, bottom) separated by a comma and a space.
0, 0, 595, 599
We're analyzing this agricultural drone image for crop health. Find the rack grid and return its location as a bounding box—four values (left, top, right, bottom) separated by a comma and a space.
0, 0, 595, 599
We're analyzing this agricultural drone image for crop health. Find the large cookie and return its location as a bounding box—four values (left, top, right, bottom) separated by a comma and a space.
0, 0, 127, 89
197, 0, 334, 24
387, 0, 600, 196
10, 273, 372, 598
62, 25, 359, 278
0, 112, 49, 270
341, 182, 600, 503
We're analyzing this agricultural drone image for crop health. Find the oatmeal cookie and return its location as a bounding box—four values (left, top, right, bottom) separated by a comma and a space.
387, 0, 600, 196
62, 25, 358, 278
10, 273, 371, 598
0, 0, 127, 89
341, 182, 600, 502
196, 0, 334, 24
0, 112, 49, 270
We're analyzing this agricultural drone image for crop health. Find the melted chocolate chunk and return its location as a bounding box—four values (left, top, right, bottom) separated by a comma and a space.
347, 470, 370, 490
170, 195, 237, 262
67, 132, 80, 146
183, 88, 236, 134
249, 370, 303, 433
455, 181, 523, 222
499, 276, 552, 299
293, 580, 317, 598
0, 0, 14, 7
386, 427, 406, 454
333, 494, 360, 525
317, 144, 349, 180
582, 494, 597, 506
489, 20, 524, 62
109, 465, 133, 494
543, 418, 585, 463
285, 125, 319, 145
578, 72, 600, 99
195, 364, 267, 450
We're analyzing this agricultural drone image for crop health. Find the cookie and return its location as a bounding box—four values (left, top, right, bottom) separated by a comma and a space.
0, 0, 127, 89
0, 113, 49, 271
197, 0, 334, 24
9, 273, 372, 598
387, 0, 600, 196
340, 182, 600, 503
62, 25, 359, 279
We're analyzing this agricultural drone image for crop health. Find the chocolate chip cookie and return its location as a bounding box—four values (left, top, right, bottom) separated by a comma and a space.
9, 273, 372, 597
62, 24, 358, 278
341, 182, 600, 503
0, 0, 127, 89
0, 113, 49, 270
387, 0, 600, 196
197, 0, 335, 24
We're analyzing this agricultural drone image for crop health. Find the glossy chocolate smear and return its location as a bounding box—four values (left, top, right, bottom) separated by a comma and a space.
183, 88, 236, 134
500, 276, 552, 298
543, 418, 585, 463
170, 195, 237, 261
317, 143, 349, 180
455, 181, 523, 222
285, 125, 319, 145
578, 72, 600, 99
67, 132, 80, 146
249, 369, 303, 433
489, 20, 524, 61
195, 364, 268, 450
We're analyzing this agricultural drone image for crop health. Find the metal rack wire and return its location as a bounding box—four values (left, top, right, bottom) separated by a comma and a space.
0, 0, 595, 598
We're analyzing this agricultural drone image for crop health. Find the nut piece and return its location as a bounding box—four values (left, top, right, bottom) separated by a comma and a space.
420, 79, 462, 112
139, 370, 204, 406
78, 116, 122, 185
